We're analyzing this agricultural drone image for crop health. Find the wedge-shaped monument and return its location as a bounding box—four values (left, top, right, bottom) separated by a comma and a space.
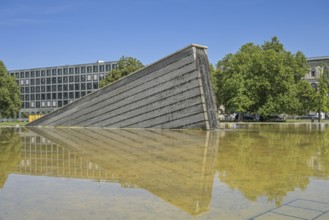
27, 44, 218, 129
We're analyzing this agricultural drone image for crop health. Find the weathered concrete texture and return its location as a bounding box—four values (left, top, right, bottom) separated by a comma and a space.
27, 44, 218, 129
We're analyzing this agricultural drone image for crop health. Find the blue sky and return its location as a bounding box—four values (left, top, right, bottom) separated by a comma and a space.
1, 0, 328, 70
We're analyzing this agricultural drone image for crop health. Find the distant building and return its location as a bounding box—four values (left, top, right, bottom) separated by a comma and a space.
8, 61, 117, 118
305, 56, 329, 89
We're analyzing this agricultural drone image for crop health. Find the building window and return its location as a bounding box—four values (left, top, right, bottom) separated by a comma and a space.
63, 76, 68, 83
25, 72, 30, 78
41, 70, 45, 76
75, 75, 80, 82
93, 82, 98, 89
36, 94, 40, 100
36, 86, 40, 93
81, 91, 86, 97
58, 85, 62, 91
41, 94, 46, 100
69, 92, 74, 99
75, 83, 80, 90
99, 65, 104, 72
31, 94, 35, 100
47, 86, 51, 92
15, 72, 19, 78
112, 64, 117, 69
20, 87, 24, 93
41, 86, 45, 92
52, 77, 56, 84
20, 79, 24, 85
31, 102, 35, 108
36, 101, 40, 108
81, 75, 86, 82
63, 68, 68, 75
75, 92, 80, 98
41, 101, 45, 108
20, 72, 24, 78
25, 94, 29, 100
63, 92, 68, 99
46, 78, 51, 84
36, 71, 40, 77
87, 83, 92, 90
52, 101, 56, 107
25, 87, 29, 93
31, 87, 35, 93
75, 67, 80, 74
25, 79, 29, 85
87, 66, 92, 73
58, 101, 63, 107
87, 74, 92, 81
41, 78, 45, 84
311, 70, 315, 77
93, 66, 98, 72
69, 76, 74, 82
63, 84, 68, 91
58, 69, 62, 75
47, 101, 51, 107
99, 73, 104, 80
69, 84, 74, 91
81, 66, 86, 73
69, 68, 74, 74
36, 78, 40, 85
47, 69, 51, 76
93, 74, 98, 81
52, 85, 56, 92
58, 77, 62, 83
52, 93, 56, 99
106, 65, 111, 71
31, 79, 35, 85
81, 83, 86, 90
58, 93, 62, 99
52, 69, 57, 75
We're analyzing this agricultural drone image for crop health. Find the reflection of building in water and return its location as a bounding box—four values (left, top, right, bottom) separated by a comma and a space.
18, 128, 219, 216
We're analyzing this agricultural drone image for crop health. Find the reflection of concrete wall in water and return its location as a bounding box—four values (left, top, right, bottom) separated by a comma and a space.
18, 128, 219, 215
27, 44, 218, 130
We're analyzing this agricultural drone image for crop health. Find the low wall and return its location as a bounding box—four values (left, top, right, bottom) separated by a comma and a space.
27, 44, 218, 129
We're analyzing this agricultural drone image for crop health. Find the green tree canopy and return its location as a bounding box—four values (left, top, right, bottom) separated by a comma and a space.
215, 37, 313, 116
0, 61, 21, 118
100, 56, 144, 87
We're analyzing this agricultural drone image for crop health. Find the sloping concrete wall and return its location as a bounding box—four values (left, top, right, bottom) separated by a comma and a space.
27, 44, 218, 129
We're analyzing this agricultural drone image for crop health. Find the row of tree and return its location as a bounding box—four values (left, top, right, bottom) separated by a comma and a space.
1, 37, 328, 121
211, 37, 329, 122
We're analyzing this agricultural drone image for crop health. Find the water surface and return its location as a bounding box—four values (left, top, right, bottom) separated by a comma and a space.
0, 124, 328, 219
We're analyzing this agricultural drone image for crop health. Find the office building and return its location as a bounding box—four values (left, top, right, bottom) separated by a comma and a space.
305, 56, 329, 88
8, 60, 117, 117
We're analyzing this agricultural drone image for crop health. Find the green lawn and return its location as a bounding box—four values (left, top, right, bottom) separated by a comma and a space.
0, 121, 28, 127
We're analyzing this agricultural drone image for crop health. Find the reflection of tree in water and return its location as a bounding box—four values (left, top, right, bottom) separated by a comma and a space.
215, 124, 329, 206
0, 128, 22, 188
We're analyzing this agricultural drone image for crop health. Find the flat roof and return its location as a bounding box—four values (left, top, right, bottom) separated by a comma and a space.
307, 56, 329, 61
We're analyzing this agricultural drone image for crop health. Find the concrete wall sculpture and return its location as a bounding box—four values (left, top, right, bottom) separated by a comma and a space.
27, 44, 218, 129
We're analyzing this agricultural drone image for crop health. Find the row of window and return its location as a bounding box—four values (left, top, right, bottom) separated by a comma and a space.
17, 74, 105, 86
10, 63, 117, 79
20, 82, 99, 93
22, 99, 83, 109
21, 91, 92, 102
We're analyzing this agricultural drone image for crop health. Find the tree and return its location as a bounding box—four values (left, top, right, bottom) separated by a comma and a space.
215, 37, 312, 119
0, 61, 21, 118
100, 56, 144, 87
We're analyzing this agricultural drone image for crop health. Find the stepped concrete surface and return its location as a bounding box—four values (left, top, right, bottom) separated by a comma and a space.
27, 44, 218, 129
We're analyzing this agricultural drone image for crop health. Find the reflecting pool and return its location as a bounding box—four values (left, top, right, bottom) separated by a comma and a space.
0, 124, 328, 219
